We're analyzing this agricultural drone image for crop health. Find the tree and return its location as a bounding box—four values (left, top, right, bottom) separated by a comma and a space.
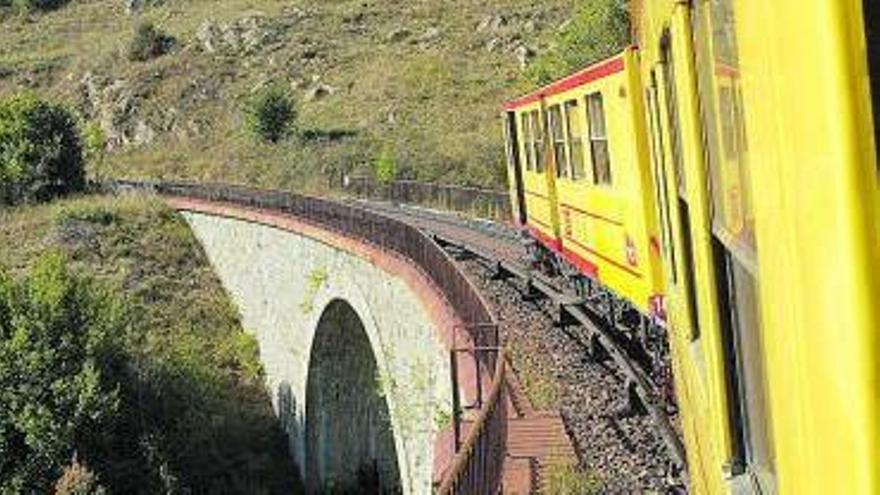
526, 0, 631, 85
244, 84, 297, 143
127, 22, 175, 62
0, 93, 85, 205
0, 253, 120, 492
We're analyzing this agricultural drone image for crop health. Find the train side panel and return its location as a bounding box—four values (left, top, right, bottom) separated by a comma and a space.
546, 49, 665, 313
640, 0, 880, 493
513, 101, 562, 250
734, 0, 880, 492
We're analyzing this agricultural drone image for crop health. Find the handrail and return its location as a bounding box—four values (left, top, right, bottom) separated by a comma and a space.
109, 180, 507, 494
437, 353, 507, 495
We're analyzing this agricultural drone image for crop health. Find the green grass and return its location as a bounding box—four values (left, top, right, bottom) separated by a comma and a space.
0, 0, 577, 191
507, 338, 562, 411
0, 194, 301, 493
542, 459, 604, 495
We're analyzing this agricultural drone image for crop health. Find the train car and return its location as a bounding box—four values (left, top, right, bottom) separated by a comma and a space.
503, 47, 667, 321
634, 0, 880, 493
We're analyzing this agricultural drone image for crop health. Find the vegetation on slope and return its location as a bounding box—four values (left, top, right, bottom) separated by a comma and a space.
0, 92, 85, 205
526, 0, 631, 85
0, 0, 605, 191
0, 252, 119, 492
0, 194, 300, 493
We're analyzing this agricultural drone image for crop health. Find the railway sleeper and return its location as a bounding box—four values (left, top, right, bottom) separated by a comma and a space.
626, 380, 649, 417
520, 278, 547, 302
488, 261, 512, 281
553, 303, 580, 328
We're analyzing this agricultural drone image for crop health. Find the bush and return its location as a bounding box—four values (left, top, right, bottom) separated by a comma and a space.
7, 0, 70, 12
0, 93, 85, 205
373, 146, 398, 185
54, 457, 107, 495
526, 0, 631, 85
127, 22, 174, 62
244, 83, 297, 143
0, 253, 120, 492
82, 122, 106, 164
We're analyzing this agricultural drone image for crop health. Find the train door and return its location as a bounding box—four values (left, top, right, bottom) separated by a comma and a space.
504, 111, 528, 225
657, 31, 703, 344
690, 1, 775, 491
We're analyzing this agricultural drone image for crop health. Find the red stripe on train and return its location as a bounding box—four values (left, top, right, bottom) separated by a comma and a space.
504, 56, 625, 110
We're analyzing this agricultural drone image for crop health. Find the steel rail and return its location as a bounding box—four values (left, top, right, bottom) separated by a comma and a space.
431, 233, 688, 471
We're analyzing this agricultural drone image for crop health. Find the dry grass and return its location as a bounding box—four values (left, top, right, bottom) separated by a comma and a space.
0, 0, 574, 190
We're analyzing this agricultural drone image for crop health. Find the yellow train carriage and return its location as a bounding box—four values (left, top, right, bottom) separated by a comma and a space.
636, 0, 880, 494
504, 48, 666, 316
508, 97, 562, 252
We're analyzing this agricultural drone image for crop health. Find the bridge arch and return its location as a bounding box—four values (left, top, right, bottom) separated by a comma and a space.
305, 299, 401, 493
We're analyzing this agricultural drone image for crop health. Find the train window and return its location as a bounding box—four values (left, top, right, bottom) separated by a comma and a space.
693, 0, 775, 489
646, 79, 678, 284
714, 241, 776, 492
548, 105, 568, 179
693, 0, 756, 260
865, 0, 880, 172
586, 93, 612, 185
520, 113, 533, 171
564, 100, 587, 181
532, 109, 546, 174
660, 31, 701, 341
660, 33, 687, 195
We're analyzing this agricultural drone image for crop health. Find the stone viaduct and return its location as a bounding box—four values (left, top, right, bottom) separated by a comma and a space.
172, 199, 465, 494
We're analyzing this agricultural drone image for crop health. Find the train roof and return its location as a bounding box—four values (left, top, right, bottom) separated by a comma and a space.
503, 47, 633, 111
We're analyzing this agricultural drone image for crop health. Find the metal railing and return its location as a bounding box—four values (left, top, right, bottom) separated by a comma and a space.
344, 176, 512, 222
111, 179, 507, 494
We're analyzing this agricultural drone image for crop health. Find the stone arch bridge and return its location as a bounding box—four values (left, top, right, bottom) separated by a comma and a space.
173, 198, 464, 494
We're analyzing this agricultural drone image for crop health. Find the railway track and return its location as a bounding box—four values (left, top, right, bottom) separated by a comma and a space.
356, 200, 687, 490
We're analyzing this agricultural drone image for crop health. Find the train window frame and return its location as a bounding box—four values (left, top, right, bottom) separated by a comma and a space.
658, 30, 702, 342
520, 112, 533, 172
585, 92, 612, 186
691, 0, 776, 489
532, 109, 546, 174
660, 32, 687, 196
645, 75, 678, 285
693, 0, 757, 263
713, 240, 776, 494
548, 104, 569, 179
564, 99, 588, 181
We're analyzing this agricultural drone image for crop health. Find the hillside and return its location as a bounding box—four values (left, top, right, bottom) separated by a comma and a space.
0, 0, 582, 191
0, 194, 300, 492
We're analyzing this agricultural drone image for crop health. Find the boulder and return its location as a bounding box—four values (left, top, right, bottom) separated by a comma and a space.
386, 28, 410, 43
305, 83, 337, 101
514, 45, 534, 69
414, 27, 442, 44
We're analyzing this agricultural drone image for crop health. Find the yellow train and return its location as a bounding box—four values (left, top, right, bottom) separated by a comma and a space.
503, 1, 880, 493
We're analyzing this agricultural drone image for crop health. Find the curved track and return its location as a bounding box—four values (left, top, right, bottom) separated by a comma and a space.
355, 199, 688, 492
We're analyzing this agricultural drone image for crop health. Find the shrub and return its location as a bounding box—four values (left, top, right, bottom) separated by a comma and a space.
543, 461, 604, 495
82, 122, 106, 164
127, 22, 174, 62
8, 0, 70, 12
54, 457, 107, 495
0, 253, 120, 492
526, 0, 631, 85
373, 146, 398, 185
244, 84, 297, 143
0, 93, 85, 205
